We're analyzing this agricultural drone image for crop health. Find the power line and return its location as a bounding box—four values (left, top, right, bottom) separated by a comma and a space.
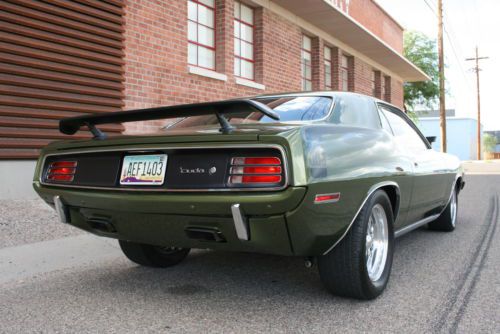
443, 26, 473, 91
422, 0, 474, 92
440, 4, 474, 90
423, 0, 437, 17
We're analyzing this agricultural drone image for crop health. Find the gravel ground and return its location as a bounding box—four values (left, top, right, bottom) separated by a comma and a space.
0, 199, 82, 248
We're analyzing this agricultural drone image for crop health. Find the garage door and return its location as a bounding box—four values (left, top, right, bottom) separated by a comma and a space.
0, 0, 124, 159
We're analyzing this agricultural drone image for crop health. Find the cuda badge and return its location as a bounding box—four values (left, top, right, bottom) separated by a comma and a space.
178, 166, 217, 175
179, 167, 206, 174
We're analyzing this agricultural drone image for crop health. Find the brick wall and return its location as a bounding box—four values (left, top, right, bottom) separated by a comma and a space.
122, 0, 404, 133
391, 78, 404, 109
353, 57, 375, 96
259, 7, 302, 92
348, 0, 404, 54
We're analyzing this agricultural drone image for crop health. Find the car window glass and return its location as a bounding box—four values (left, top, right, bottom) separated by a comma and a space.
166, 96, 333, 129
380, 105, 427, 151
330, 94, 380, 129
378, 110, 393, 134
256, 96, 332, 122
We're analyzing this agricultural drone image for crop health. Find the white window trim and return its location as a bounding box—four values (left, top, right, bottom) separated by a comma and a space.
235, 77, 265, 90
188, 65, 227, 81
234, 1, 255, 80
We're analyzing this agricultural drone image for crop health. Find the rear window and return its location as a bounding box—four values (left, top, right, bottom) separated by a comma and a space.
255, 96, 332, 122
166, 96, 333, 129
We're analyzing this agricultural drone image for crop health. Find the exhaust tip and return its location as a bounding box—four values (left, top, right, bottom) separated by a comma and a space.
87, 217, 116, 233
185, 227, 226, 243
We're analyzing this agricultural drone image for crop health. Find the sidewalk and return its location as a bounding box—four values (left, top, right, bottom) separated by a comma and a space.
462, 160, 500, 174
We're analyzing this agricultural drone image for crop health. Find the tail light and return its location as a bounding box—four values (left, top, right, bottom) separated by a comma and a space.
46, 161, 77, 182
228, 157, 283, 186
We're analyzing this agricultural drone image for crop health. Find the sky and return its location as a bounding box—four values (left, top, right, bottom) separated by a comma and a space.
377, 0, 499, 131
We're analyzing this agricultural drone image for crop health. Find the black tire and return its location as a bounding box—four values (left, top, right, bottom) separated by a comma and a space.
119, 240, 190, 268
317, 190, 395, 300
428, 185, 458, 232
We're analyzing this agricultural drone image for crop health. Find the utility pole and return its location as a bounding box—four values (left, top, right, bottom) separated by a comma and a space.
466, 47, 489, 160
437, 0, 446, 152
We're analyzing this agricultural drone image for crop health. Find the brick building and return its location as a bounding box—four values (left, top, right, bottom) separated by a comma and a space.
0, 0, 427, 198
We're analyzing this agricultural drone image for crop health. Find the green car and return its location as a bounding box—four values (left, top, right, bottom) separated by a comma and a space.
33, 92, 464, 300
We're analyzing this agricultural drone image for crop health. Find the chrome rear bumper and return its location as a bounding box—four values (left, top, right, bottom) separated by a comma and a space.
53, 195, 70, 224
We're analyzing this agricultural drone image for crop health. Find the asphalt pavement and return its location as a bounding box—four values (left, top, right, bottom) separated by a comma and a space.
0, 174, 499, 333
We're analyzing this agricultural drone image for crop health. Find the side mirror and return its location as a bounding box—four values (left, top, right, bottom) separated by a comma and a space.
426, 136, 436, 144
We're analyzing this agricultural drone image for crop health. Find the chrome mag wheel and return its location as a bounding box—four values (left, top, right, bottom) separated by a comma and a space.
365, 203, 389, 282
450, 190, 457, 227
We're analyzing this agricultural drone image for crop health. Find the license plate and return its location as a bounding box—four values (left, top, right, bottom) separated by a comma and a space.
120, 154, 167, 186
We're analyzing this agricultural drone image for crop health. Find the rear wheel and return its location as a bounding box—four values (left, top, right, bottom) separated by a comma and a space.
119, 240, 190, 268
317, 190, 394, 300
428, 186, 458, 231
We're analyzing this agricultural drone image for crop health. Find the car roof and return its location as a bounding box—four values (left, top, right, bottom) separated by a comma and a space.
251, 91, 402, 111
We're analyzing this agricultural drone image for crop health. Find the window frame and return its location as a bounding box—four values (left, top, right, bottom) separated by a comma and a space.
377, 103, 431, 149
234, 1, 255, 80
301, 35, 313, 91
188, 0, 216, 71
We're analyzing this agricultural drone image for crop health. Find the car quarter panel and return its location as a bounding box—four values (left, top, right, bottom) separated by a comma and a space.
261, 124, 415, 255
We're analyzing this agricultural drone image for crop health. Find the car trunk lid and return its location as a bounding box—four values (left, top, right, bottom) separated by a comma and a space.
49, 124, 299, 151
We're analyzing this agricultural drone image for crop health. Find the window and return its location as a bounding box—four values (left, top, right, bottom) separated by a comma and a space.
301, 35, 312, 91
340, 54, 349, 91
165, 96, 333, 129
383, 75, 391, 102
381, 75, 386, 99
379, 105, 427, 151
256, 96, 332, 122
378, 110, 393, 134
234, 2, 254, 80
324, 46, 332, 90
371, 70, 377, 97
188, 0, 215, 70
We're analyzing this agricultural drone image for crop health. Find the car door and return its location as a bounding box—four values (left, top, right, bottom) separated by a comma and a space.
378, 104, 448, 224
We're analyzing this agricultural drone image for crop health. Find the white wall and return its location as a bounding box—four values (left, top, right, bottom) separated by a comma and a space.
417, 117, 482, 161
0, 160, 38, 200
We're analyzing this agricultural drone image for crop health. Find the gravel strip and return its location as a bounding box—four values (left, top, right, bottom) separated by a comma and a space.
0, 199, 82, 249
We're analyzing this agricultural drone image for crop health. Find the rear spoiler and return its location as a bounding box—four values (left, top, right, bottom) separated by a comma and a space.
59, 99, 280, 139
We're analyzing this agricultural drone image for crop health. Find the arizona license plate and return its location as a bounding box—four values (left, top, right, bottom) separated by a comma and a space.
120, 154, 167, 185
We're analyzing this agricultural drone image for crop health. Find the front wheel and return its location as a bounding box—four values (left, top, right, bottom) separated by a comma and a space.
317, 190, 395, 300
428, 186, 458, 231
119, 240, 190, 268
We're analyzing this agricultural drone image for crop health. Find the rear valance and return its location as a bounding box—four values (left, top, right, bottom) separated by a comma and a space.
59, 99, 280, 138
